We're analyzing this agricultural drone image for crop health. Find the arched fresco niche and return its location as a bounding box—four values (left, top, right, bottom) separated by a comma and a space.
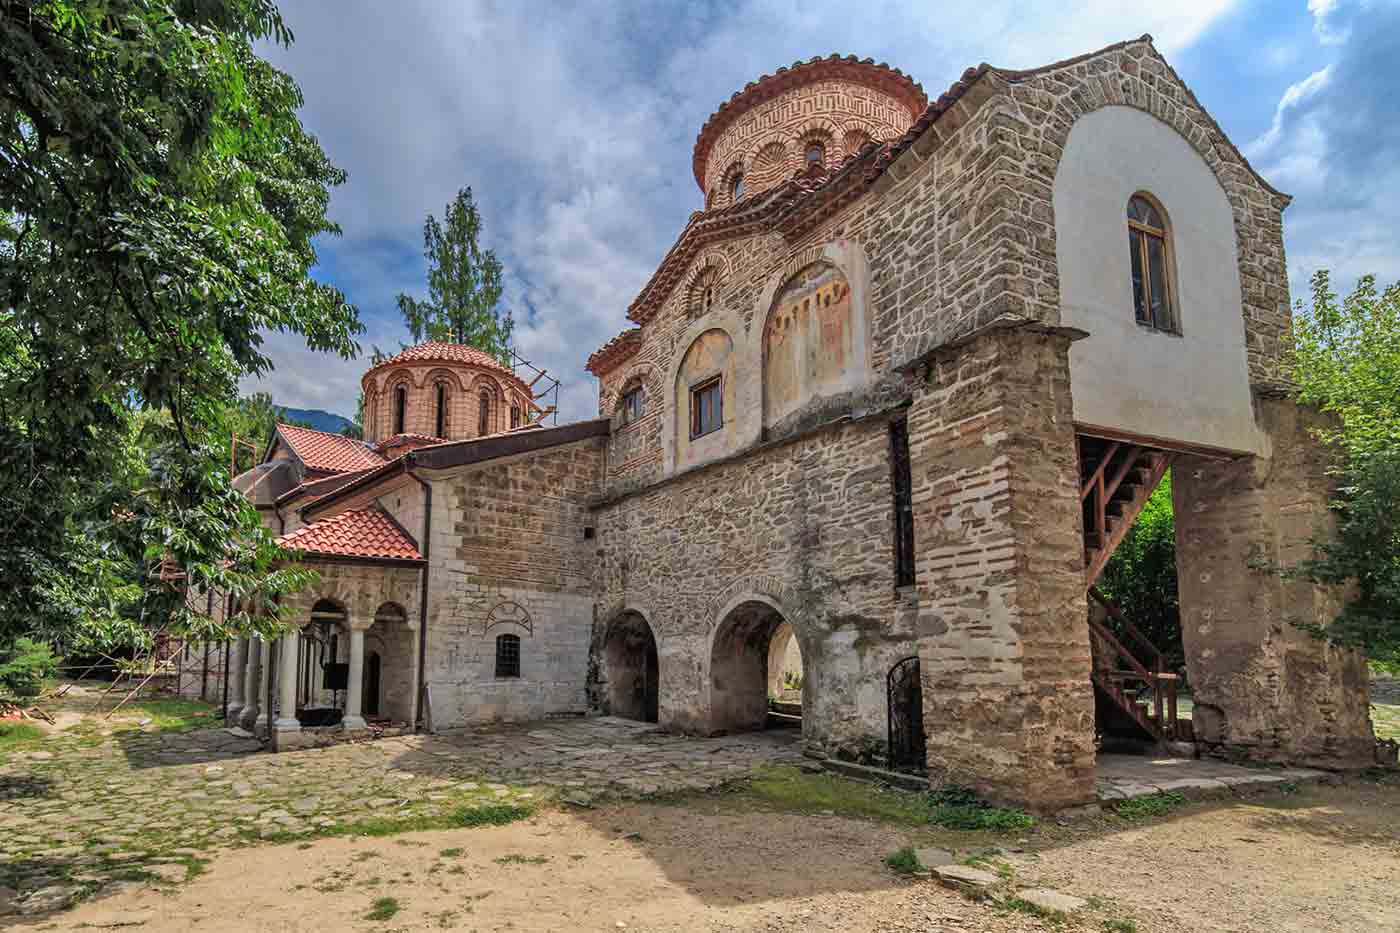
762, 261, 854, 430
674, 328, 736, 471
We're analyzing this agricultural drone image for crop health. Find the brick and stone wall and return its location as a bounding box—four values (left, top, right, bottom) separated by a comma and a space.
907, 326, 1096, 810
1174, 395, 1376, 767
593, 414, 916, 758
420, 437, 606, 726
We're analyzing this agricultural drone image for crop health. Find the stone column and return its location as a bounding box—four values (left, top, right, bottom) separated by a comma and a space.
225, 638, 248, 725
343, 626, 368, 731
273, 630, 302, 739
908, 326, 1096, 811
1174, 394, 1374, 767
254, 639, 272, 731
237, 638, 262, 731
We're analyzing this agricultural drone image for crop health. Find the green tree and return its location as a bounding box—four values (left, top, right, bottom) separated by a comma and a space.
1282, 271, 1400, 663
0, 1, 359, 652
395, 187, 512, 359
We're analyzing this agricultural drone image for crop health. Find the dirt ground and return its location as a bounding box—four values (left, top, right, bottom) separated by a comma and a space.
16, 778, 1399, 933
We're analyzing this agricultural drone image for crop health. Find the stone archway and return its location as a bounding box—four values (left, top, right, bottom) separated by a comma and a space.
710, 599, 793, 734
765, 621, 804, 699
603, 611, 660, 723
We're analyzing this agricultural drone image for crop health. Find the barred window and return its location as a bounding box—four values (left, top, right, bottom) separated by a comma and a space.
495, 633, 520, 678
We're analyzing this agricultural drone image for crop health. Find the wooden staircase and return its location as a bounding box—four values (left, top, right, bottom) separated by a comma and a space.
1077, 435, 1185, 745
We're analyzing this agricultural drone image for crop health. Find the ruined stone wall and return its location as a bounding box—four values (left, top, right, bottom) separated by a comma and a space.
421, 438, 605, 726
1174, 396, 1375, 767
593, 415, 915, 758
907, 327, 1095, 810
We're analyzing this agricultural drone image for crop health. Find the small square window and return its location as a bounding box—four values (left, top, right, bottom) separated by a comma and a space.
620, 386, 644, 425
690, 376, 723, 439
494, 634, 520, 679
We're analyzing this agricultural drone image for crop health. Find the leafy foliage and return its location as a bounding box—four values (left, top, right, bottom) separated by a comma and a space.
1097, 472, 1183, 671
925, 785, 1037, 832
0, 1, 361, 651
0, 637, 58, 698
883, 847, 921, 875
1282, 272, 1400, 663
395, 187, 512, 359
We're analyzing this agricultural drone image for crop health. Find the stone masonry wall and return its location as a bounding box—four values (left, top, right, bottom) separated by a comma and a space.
1174, 395, 1375, 767
421, 437, 606, 727
907, 327, 1095, 810
594, 415, 916, 758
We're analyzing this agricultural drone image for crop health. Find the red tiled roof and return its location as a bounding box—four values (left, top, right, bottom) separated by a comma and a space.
363, 342, 529, 391
277, 507, 423, 562
585, 328, 643, 377
275, 423, 385, 474
693, 55, 927, 192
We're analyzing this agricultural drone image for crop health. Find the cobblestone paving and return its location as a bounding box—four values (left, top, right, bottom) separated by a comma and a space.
0, 715, 801, 916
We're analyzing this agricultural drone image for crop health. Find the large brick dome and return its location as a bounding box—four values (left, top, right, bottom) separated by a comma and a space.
692, 55, 926, 207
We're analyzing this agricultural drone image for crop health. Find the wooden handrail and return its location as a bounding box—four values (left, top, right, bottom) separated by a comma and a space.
1088, 586, 1162, 669
1081, 441, 1121, 500
1088, 614, 1154, 684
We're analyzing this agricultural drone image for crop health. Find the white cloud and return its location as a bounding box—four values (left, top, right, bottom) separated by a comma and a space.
247, 1, 1242, 422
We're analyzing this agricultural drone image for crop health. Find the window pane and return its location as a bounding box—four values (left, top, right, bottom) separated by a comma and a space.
1128, 229, 1149, 323
1147, 233, 1170, 329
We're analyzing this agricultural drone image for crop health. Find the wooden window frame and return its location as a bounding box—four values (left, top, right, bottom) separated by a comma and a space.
434, 382, 448, 438
619, 385, 644, 425
1126, 194, 1178, 334
392, 385, 407, 435
494, 633, 521, 679
689, 375, 723, 440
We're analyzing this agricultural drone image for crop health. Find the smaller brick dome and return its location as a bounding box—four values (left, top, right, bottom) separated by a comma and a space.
360, 342, 534, 445
693, 55, 927, 205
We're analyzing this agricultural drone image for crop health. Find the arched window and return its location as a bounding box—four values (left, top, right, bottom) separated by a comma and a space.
730, 172, 744, 203
434, 382, 448, 438
805, 142, 824, 168
393, 385, 407, 435
495, 633, 520, 678
618, 381, 644, 425
478, 388, 492, 436
510, 404, 522, 429
1127, 194, 1175, 332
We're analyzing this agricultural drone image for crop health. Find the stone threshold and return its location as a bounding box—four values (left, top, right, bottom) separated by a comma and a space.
1095, 755, 1332, 802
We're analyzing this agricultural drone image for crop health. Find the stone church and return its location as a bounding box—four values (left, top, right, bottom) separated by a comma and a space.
215, 36, 1375, 810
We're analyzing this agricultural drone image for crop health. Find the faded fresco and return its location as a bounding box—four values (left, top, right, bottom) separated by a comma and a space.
763, 262, 853, 428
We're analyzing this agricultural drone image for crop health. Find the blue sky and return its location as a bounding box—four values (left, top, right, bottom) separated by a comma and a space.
247, 0, 1400, 423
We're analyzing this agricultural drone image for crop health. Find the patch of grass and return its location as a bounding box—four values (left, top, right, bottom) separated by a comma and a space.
438, 847, 463, 858
493, 853, 548, 865
1000, 896, 1067, 925
266, 801, 533, 843
883, 846, 921, 875
744, 765, 932, 825
113, 697, 219, 733
0, 721, 45, 750
927, 786, 1037, 832
963, 855, 1014, 880
1113, 791, 1186, 821
1103, 919, 1139, 933
365, 896, 401, 921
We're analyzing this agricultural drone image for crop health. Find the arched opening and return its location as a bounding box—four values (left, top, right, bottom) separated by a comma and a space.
478, 388, 492, 436
434, 382, 448, 438
603, 611, 659, 723
710, 599, 802, 734
393, 384, 407, 435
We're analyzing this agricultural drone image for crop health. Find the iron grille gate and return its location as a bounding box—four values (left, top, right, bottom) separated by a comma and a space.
887, 655, 927, 772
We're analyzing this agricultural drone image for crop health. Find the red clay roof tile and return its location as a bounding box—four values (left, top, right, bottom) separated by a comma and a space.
277, 508, 423, 562
276, 423, 385, 474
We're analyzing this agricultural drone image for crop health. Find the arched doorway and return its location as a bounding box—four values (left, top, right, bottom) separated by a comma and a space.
710, 599, 800, 734
603, 611, 659, 723
364, 652, 381, 717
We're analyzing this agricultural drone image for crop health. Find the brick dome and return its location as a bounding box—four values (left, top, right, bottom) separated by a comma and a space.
693, 55, 926, 205
360, 342, 534, 444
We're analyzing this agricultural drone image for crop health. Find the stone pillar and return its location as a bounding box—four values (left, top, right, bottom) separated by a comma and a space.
343, 626, 367, 731
908, 326, 1096, 811
1174, 394, 1374, 767
254, 639, 272, 731
225, 638, 248, 725
273, 630, 302, 740
237, 638, 262, 731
